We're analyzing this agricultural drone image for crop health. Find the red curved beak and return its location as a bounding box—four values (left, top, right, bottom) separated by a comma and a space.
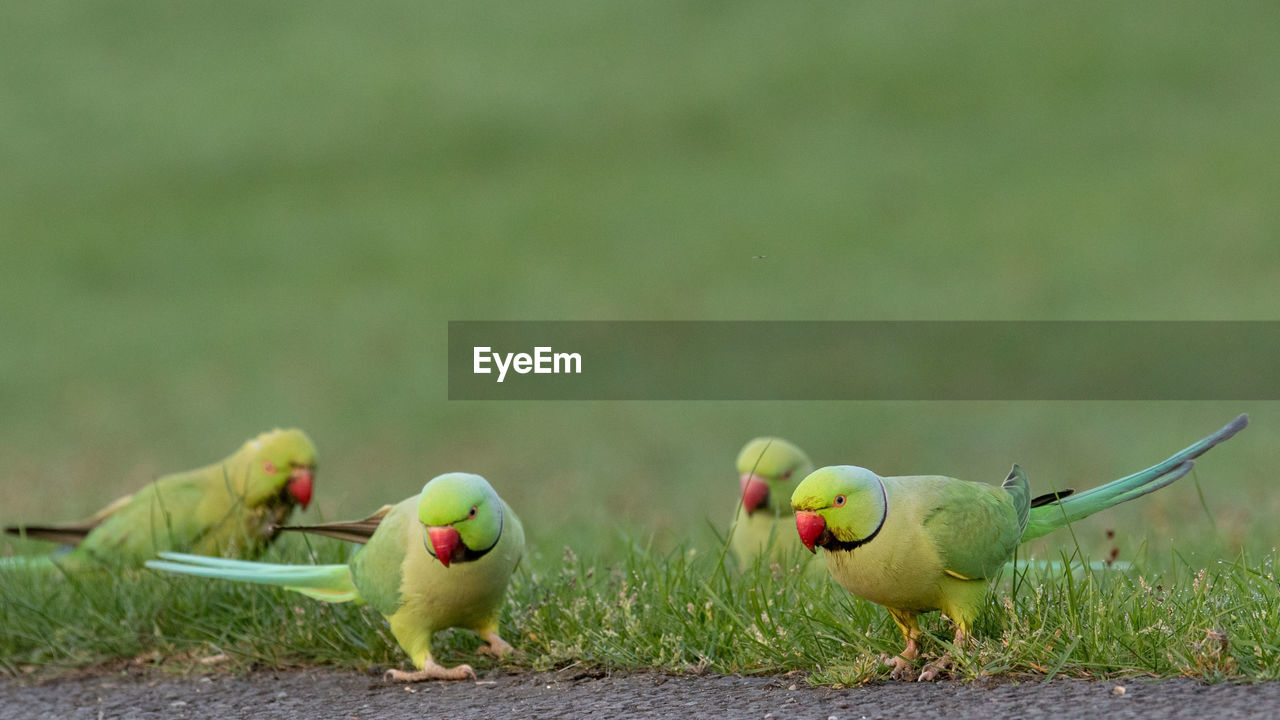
287, 469, 314, 509
795, 511, 826, 553
427, 526, 461, 567
739, 473, 770, 515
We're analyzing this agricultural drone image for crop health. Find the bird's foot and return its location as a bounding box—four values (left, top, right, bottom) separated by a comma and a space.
880, 653, 917, 682
384, 662, 476, 683
477, 635, 514, 659
917, 655, 953, 682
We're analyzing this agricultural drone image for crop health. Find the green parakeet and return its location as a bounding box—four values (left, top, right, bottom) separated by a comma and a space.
147, 472, 524, 682
3, 428, 317, 570
790, 414, 1247, 681
730, 437, 816, 567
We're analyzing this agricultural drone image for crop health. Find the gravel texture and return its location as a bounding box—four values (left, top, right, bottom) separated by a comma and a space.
3, 668, 1276, 719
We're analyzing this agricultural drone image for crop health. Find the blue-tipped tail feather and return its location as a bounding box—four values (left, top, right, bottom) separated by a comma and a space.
146, 552, 360, 603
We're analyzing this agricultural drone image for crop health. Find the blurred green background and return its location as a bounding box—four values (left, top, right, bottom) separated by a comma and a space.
1, 2, 1277, 565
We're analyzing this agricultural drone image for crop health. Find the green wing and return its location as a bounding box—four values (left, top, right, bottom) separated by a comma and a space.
914, 476, 1023, 581
349, 497, 414, 617
75, 469, 217, 565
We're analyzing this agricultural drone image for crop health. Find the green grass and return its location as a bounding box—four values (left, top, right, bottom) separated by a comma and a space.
2, 0, 1280, 684
4, 535, 1280, 684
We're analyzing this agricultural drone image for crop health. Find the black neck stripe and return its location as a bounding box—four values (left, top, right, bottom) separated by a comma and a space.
460, 502, 504, 562
821, 475, 888, 552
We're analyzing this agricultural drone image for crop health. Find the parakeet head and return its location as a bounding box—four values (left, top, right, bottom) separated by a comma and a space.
735, 437, 814, 516
790, 466, 888, 553
237, 428, 318, 510
417, 472, 504, 568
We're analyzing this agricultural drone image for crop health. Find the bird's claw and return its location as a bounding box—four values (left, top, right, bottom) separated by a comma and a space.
881, 654, 917, 682
477, 639, 514, 659
384, 663, 476, 683
916, 655, 953, 682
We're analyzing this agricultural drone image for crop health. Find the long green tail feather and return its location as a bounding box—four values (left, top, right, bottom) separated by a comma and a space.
1022, 413, 1248, 541
0, 555, 56, 571
1004, 558, 1133, 574
146, 552, 360, 603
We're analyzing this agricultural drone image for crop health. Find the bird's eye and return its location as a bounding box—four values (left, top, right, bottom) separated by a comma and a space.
834, 495, 846, 507
782, 470, 793, 480
468, 505, 478, 518
263, 461, 277, 474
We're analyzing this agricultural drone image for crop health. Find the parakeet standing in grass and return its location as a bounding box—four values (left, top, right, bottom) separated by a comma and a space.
790, 414, 1248, 681
147, 472, 524, 682
3, 428, 317, 570
730, 437, 815, 568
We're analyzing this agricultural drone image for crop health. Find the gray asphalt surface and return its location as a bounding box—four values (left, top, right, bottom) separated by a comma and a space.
3, 668, 1278, 720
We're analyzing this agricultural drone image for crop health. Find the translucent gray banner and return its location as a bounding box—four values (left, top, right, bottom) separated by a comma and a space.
447, 321, 1279, 400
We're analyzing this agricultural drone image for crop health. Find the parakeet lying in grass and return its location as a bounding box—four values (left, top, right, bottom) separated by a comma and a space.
730, 437, 815, 567
3, 428, 317, 570
790, 414, 1248, 681
147, 472, 524, 682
